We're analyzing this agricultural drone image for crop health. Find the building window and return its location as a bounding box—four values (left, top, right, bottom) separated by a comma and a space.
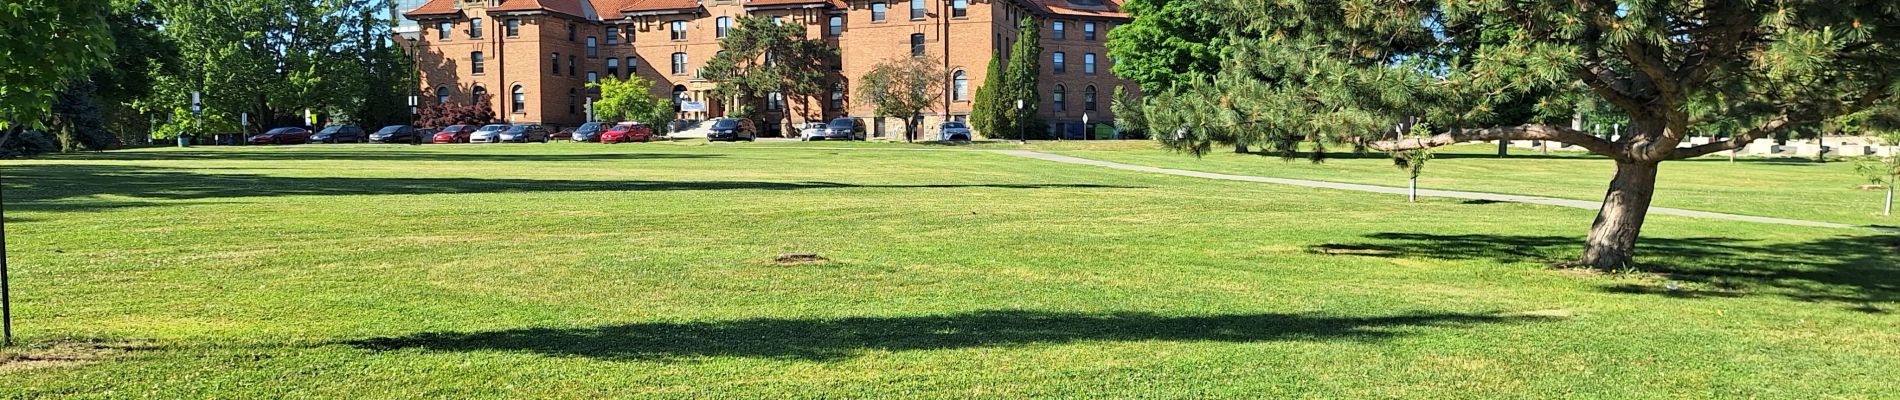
1084, 53, 1096, 74
767, 92, 785, 112
437, 21, 451, 40
511, 85, 526, 113
626, 27, 636, 44
587, 71, 598, 84
1052, 52, 1064, 73
831, 89, 845, 109
436, 86, 451, 104
952, 0, 967, 17
828, 16, 843, 36
471, 51, 485, 74
1084, 22, 1096, 40
717, 17, 731, 38
1053, 85, 1065, 111
671, 52, 688, 75
671, 20, 687, 41
1052, 21, 1064, 40
1085, 85, 1098, 111
568, 55, 577, 76
470, 18, 483, 38
952, 70, 969, 101
607, 58, 620, 78
910, 0, 925, 19
586, 37, 598, 57
673, 85, 689, 106
627, 57, 639, 73
551, 53, 560, 74
871, 2, 887, 22
472, 86, 487, 103
505, 19, 520, 37
568, 23, 576, 41
910, 34, 925, 57
606, 27, 620, 45
569, 89, 578, 115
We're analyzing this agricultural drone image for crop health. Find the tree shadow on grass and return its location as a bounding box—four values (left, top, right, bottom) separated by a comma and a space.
1, 165, 1139, 213
1311, 232, 1899, 312
346, 310, 1549, 362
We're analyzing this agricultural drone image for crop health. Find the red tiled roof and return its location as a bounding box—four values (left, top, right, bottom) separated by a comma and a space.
1021, 0, 1127, 19
488, 0, 592, 19
403, 0, 463, 17
620, 0, 701, 13
746, 0, 847, 9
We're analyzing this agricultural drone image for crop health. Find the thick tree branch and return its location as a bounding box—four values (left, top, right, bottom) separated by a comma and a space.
1667, 113, 1794, 159
1368, 124, 1622, 158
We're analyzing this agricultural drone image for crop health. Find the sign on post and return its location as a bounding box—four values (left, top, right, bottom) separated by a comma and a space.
680, 101, 707, 113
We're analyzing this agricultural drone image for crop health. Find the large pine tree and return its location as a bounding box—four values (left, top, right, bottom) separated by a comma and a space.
1138, 1, 1900, 268
969, 50, 1004, 137
1001, 17, 1045, 140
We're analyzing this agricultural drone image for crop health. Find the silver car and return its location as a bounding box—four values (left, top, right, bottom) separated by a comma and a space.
467, 124, 509, 143
796, 122, 830, 141
939, 121, 973, 141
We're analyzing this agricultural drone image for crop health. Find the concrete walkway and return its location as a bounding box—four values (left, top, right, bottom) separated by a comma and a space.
991, 150, 1894, 232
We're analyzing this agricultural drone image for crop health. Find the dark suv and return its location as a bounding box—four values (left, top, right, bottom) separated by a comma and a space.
706, 118, 757, 142
370, 125, 425, 143
825, 117, 865, 140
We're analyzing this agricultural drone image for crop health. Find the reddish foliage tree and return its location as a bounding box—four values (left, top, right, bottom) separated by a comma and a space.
416, 95, 496, 129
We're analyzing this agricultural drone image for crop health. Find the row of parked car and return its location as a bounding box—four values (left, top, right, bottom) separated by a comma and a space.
246, 122, 659, 145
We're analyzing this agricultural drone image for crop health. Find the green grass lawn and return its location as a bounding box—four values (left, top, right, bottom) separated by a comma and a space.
1, 142, 1895, 398
986, 140, 1894, 227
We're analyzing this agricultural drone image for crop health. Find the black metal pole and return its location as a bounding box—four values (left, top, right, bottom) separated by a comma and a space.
2, 169, 12, 347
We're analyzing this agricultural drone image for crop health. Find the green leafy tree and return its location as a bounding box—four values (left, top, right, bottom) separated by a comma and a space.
1104, 0, 1228, 94
968, 52, 1004, 137
1856, 130, 1900, 216
151, 0, 399, 134
701, 16, 837, 128
0, 0, 113, 133
1143, 1, 1900, 269
857, 57, 942, 142
1000, 17, 1045, 140
590, 75, 674, 128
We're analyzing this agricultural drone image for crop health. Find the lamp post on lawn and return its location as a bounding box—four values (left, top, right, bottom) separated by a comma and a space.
1016, 99, 1026, 144
2, 169, 12, 346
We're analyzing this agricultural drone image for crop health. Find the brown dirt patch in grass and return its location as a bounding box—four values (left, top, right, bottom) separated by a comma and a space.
0, 340, 150, 373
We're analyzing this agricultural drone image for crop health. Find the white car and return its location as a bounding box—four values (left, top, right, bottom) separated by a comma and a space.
939, 121, 973, 141
467, 124, 509, 143
796, 122, 831, 141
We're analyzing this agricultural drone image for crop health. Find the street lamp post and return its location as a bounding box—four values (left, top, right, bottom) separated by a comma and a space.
1016, 99, 1026, 144
2, 172, 11, 347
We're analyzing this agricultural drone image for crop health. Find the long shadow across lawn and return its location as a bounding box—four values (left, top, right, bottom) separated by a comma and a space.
2, 165, 1137, 213
347, 310, 1547, 362
1312, 233, 1900, 312
42, 149, 718, 162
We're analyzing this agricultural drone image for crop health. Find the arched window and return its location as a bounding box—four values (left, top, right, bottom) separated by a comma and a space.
436, 86, 451, 104
472, 86, 487, 103
952, 70, 969, 102
671, 52, 688, 75
511, 85, 526, 114
1084, 85, 1097, 111
607, 58, 620, 78
1052, 52, 1065, 73
673, 85, 690, 108
1052, 85, 1066, 111
910, 33, 925, 57
716, 17, 732, 38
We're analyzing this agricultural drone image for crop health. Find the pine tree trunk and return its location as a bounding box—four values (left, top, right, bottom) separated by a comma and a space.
1580, 161, 1660, 269
1497, 141, 1508, 157
1235, 144, 1249, 154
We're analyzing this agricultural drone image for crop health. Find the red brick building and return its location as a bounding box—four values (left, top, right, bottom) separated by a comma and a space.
401, 0, 1134, 139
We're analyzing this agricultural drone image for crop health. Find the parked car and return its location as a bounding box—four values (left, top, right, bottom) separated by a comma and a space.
549, 126, 576, 141
248, 127, 312, 145
706, 118, 757, 142
499, 124, 551, 143
602, 122, 655, 143
370, 125, 425, 143
432, 124, 476, 143
795, 122, 831, 141
939, 121, 974, 141
467, 124, 510, 143
311, 125, 367, 143
824, 117, 865, 141
571, 122, 607, 142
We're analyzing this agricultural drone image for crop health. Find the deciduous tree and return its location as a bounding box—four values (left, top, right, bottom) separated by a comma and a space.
591, 75, 674, 128
857, 57, 942, 142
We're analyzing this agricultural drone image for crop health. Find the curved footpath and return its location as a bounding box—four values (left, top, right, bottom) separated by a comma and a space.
729, 145, 1895, 232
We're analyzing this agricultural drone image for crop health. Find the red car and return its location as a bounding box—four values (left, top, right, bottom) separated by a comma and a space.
601, 122, 654, 143
249, 127, 312, 145
431, 124, 476, 143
